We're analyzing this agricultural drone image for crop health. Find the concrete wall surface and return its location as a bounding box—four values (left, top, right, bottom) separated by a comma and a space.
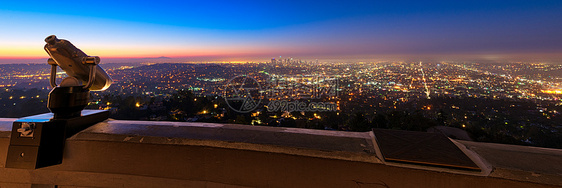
0, 119, 560, 188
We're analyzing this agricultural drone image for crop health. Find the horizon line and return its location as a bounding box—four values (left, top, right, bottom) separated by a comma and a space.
0, 52, 561, 63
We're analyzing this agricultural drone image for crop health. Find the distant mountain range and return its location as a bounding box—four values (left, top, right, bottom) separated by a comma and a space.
140, 56, 172, 60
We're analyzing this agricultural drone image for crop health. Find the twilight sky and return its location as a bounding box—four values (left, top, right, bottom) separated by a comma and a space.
0, 0, 561, 62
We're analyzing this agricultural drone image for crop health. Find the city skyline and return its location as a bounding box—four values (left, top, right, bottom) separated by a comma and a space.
1, 0, 562, 62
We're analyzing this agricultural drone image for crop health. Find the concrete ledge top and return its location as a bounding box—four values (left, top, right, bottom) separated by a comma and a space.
0, 118, 16, 138
0, 118, 16, 132
458, 140, 562, 186
70, 120, 379, 163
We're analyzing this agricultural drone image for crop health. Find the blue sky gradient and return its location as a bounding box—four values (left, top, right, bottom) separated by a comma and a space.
1, 0, 561, 61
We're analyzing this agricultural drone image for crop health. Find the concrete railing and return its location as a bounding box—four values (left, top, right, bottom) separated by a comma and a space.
0, 118, 560, 187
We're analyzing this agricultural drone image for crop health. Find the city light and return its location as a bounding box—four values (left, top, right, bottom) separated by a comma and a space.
543, 90, 562, 94
0, 58, 561, 150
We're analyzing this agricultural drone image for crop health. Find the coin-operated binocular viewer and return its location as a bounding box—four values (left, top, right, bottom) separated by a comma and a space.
5, 35, 113, 169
